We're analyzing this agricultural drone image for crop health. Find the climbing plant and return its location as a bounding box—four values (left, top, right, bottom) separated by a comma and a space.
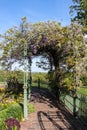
0, 17, 87, 98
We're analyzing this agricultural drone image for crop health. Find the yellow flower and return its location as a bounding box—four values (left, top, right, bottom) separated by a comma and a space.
19, 93, 23, 97
1, 103, 4, 106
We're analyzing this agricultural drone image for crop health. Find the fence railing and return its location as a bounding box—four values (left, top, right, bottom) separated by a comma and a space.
60, 91, 87, 124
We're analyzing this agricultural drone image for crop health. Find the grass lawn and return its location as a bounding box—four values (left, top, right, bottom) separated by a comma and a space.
77, 87, 87, 96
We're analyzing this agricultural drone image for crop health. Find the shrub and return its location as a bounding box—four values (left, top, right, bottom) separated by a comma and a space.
0, 103, 7, 111
0, 110, 7, 130
0, 103, 23, 130
28, 103, 35, 114
0, 98, 17, 111
0, 102, 35, 129
6, 103, 23, 120
0, 87, 5, 93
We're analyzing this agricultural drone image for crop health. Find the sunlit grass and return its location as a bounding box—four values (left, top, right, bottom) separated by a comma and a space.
77, 87, 87, 96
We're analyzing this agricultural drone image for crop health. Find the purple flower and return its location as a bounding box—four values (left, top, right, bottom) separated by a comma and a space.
33, 48, 37, 54
5, 118, 20, 130
33, 46, 37, 54
42, 35, 47, 43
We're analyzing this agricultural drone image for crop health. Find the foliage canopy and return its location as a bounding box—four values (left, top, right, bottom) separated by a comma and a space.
70, 0, 87, 33
0, 17, 87, 92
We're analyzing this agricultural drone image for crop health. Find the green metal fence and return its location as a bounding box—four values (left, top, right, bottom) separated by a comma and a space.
60, 91, 87, 124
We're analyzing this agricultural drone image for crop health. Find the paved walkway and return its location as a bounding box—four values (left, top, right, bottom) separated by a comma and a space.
20, 87, 87, 130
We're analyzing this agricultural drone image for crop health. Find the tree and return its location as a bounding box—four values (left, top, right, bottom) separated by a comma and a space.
70, 0, 87, 33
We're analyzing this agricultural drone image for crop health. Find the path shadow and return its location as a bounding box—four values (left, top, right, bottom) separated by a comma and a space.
37, 111, 73, 130
31, 87, 87, 130
31, 87, 58, 108
57, 102, 87, 130
37, 110, 87, 130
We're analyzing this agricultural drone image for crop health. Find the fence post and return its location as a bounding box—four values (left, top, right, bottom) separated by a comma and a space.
73, 93, 77, 117
38, 78, 40, 89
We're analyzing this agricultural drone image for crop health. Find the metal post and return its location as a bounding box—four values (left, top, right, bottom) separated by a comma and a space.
28, 63, 32, 100
73, 90, 77, 117
72, 40, 77, 117
23, 42, 28, 120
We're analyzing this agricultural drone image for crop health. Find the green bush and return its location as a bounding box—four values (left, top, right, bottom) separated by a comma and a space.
0, 103, 23, 130
0, 102, 35, 129
6, 103, 23, 120
0, 104, 7, 111
0, 110, 7, 130
28, 103, 35, 114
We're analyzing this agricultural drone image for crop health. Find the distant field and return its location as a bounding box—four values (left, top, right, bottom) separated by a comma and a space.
32, 81, 48, 89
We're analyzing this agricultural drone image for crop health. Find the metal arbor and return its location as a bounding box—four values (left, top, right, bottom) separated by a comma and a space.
23, 32, 52, 119
23, 42, 28, 119
23, 33, 40, 119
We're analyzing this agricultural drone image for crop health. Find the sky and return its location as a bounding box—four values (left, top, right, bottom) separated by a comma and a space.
0, 0, 73, 72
